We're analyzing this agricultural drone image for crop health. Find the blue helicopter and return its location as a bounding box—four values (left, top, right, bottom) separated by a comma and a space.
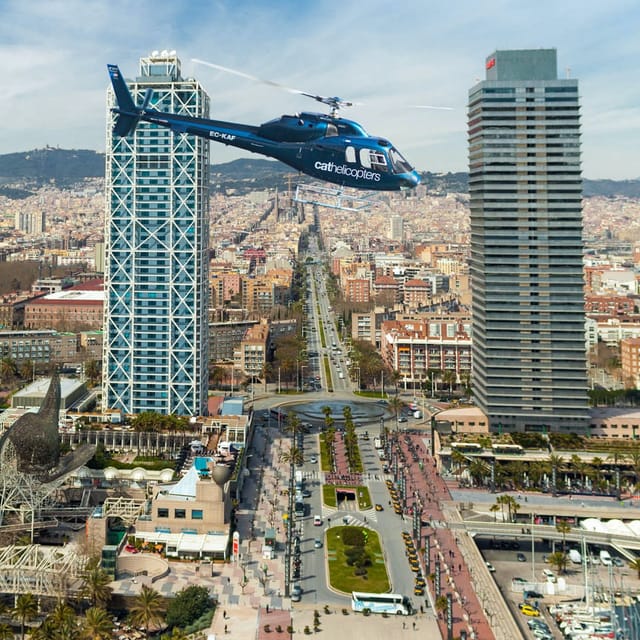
107, 64, 420, 191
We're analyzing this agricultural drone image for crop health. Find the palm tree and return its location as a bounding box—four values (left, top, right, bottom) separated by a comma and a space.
548, 454, 564, 495
81, 607, 113, 640
81, 557, 113, 608
556, 519, 571, 555
0, 623, 13, 640
47, 601, 78, 640
130, 585, 165, 634
435, 595, 448, 618
489, 503, 500, 522
13, 593, 38, 640
548, 551, 568, 575
279, 446, 304, 468
386, 396, 404, 426
451, 449, 467, 479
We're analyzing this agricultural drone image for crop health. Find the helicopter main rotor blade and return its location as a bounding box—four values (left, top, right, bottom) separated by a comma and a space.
409, 104, 454, 110
192, 58, 357, 112
192, 58, 305, 96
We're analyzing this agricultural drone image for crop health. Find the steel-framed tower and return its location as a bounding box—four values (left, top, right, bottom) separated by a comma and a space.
103, 52, 210, 416
468, 49, 590, 434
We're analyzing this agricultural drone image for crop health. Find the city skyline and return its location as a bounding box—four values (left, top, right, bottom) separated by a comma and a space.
1, 0, 638, 180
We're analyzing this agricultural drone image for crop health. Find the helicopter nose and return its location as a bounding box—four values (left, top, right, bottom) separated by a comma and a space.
401, 171, 421, 189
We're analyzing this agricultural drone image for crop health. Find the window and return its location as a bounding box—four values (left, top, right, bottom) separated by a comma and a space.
157, 508, 169, 518
360, 149, 388, 172
175, 509, 186, 519
191, 509, 203, 520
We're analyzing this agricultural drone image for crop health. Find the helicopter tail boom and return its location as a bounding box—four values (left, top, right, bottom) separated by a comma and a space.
107, 64, 150, 137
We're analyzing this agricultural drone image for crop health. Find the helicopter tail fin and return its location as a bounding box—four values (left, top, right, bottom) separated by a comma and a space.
107, 64, 152, 137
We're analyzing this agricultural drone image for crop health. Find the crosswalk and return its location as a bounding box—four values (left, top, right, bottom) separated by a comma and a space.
319, 509, 378, 527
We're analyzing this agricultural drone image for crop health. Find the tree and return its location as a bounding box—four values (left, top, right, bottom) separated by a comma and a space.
548, 454, 564, 495
0, 623, 13, 640
0, 357, 17, 385
130, 585, 165, 633
386, 396, 404, 424
47, 601, 78, 640
13, 593, 38, 640
81, 607, 112, 640
435, 595, 448, 618
548, 551, 568, 575
81, 557, 113, 608
83, 359, 101, 386
555, 519, 571, 556
165, 585, 212, 630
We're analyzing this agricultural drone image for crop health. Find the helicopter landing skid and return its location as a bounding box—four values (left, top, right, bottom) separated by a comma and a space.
293, 182, 381, 212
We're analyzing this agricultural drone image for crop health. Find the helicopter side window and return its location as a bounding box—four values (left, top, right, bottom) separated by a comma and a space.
345, 146, 356, 163
325, 123, 338, 137
360, 149, 388, 172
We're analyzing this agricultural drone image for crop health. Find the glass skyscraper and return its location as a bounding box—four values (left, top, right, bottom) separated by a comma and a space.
103, 52, 210, 416
468, 49, 590, 434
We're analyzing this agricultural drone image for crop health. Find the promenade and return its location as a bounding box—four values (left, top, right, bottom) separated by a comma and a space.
389, 430, 525, 640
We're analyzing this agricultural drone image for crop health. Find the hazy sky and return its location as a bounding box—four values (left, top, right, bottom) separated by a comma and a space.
1, 0, 638, 179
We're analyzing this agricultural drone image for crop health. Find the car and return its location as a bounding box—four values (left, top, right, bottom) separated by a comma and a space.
485, 562, 496, 572
124, 544, 139, 554
524, 590, 544, 600
414, 586, 424, 596
291, 583, 302, 602
375, 504, 383, 512
313, 515, 322, 526
398, 416, 408, 423
519, 603, 540, 617
542, 569, 556, 582
512, 576, 526, 583
517, 552, 526, 562
309, 456, 318, 464
612, 556, 625, 567
314, 538, 323, 549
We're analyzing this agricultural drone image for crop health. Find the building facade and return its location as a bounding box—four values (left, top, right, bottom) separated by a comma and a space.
468, 49, 590, 433
103, 52, 210, 416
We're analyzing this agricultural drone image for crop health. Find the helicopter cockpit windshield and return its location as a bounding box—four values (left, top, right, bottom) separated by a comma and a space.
388, 147, 414, 174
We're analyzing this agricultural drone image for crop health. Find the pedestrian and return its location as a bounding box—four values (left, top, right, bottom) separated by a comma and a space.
413, 621, 416, 630
403, 622, 406, 629
223, 610, 227, 619
266, 604, 269, 614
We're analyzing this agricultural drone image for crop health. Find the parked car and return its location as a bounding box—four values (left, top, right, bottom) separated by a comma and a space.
519, 603, 540, 617
485, 562, 496, 573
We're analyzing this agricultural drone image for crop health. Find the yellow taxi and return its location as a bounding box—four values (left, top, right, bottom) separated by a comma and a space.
519, 603, 540, 617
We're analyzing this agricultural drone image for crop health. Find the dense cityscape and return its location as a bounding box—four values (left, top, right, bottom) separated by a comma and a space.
1, 47, 640, 640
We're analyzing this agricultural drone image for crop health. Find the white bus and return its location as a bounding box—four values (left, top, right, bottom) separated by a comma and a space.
351, 591, 410, 615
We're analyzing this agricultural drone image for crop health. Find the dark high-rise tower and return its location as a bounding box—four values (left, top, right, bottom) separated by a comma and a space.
468, 49, 589, 433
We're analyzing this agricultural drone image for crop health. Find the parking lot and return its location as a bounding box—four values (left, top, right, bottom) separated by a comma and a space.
476, 534, 640, 639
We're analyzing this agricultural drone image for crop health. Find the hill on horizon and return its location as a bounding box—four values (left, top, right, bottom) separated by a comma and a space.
0, 147, 638, 198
